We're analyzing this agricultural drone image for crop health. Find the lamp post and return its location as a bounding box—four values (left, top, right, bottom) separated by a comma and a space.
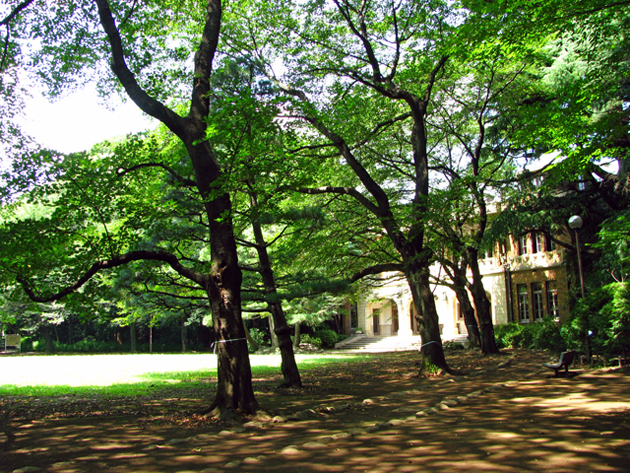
568, 216, 585, 299
569, 215, 590, 362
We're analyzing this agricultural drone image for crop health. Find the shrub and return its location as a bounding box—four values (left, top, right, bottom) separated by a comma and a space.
494, 319, 564, 352
19, 336, 33, 352
494, 323, 524, 349
532, 317, 565, 352
247, 327, 269, 353
298, 333, 322, 349
313, 328, 339, 348
563, 282, 630, 359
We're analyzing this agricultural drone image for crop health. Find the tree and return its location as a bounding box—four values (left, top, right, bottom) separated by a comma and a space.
195, 57, 304, 386
228, 0, 474, 372
0, 0, 262, 419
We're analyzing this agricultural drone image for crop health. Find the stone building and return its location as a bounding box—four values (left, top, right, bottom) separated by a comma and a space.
342, 230, 571, 343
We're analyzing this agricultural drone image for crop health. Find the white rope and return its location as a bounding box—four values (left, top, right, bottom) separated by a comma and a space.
211, 337, 247, 354
420, 340, 440, 350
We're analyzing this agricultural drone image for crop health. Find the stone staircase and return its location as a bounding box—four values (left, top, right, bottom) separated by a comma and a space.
334, 334, 423, 353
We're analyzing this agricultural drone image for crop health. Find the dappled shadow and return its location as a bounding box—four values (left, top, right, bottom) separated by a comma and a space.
1, 350, 629, 472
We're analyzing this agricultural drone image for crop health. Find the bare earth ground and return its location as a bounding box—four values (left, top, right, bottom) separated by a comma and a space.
1, 348, 630, 473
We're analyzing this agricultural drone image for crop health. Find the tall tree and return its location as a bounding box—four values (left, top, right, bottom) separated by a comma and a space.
0, 0, 261, 418
229, 0, 466, 372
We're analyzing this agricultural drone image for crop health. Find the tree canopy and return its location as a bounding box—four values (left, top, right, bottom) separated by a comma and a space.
1, 0, 629, 413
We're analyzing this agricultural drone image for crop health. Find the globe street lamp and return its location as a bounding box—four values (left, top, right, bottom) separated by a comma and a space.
569, 215, 590, 361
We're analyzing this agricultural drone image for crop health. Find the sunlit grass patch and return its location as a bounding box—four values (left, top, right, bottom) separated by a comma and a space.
0, 353, 369, 397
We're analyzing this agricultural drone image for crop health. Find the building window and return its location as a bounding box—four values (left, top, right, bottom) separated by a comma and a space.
518, 284, 530, 323
533, 233, 544, 253
546, 281, 559, 319
532, 282, 544, 321
518, 235, 529, 255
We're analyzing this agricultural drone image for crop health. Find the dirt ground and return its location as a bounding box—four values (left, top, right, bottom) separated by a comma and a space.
1, 348, 630, 473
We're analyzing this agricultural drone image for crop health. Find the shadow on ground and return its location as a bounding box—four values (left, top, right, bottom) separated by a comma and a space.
1, 349, 629, 473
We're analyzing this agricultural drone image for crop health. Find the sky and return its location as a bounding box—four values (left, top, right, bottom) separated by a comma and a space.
20, 86, 155, 154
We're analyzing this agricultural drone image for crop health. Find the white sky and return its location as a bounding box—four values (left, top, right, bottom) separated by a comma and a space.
20, 86, 155, 153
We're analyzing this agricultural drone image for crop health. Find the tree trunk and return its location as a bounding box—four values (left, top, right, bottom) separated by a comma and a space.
42, 325, 54, 354
249, 188, 302, 387
268, 315, 279, 348
467, 250, 500, 354
242, 323, 259, 352
130, 321, 137, 353
180, 323, 188, 352
450, 268, 481, 349
269, 301, 302, 387
293, 322, 301, 349
201, 193, 260, 418
96, 0, 259, 418
406, 265, 450, 374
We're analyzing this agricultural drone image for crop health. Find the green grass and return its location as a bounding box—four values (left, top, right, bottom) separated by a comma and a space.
0, 353, 369, 397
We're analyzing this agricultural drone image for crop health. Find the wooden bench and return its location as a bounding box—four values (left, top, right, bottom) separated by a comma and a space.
543, 350, 576, 377
3, 334, 21, 353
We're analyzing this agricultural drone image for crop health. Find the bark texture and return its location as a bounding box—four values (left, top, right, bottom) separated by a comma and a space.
95, 0, 260, 417
249, 191, 302, 388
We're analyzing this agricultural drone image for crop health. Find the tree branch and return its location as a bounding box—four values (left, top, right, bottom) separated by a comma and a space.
189, 0, 222, 123
349, 263, 404, 283
17, 250, 207, 303
1, 0, 36, 73
0, 0, 34, 25
295, 186, 380, 215
94, 0, 187, 137
116, 162, 196, 186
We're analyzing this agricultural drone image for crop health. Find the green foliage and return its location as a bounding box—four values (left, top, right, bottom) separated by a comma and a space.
247, 327, 269, 353
564, 282, 630, 358
313, 328, 339, 348
32, 339, 121, 353
593, 210, 630, 284
296, 333, 322, 349
494, 318, 565, 352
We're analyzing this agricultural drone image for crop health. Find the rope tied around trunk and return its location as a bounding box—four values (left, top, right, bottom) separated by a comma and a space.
211, 337, 247, 354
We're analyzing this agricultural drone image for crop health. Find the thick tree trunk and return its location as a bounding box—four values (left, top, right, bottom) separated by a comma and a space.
467, 250, 500, 354
406, 266, 450, 374
201, 193, 260, 418
97, 0, 260, 418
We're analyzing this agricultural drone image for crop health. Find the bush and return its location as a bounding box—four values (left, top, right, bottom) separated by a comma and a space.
313, 328, 339, 348
247, 327, 269, 353
563, 282, 630, 359
298, 333, 322, 349
494, 319, 564, 352
19, 336, 33, 352
494, 323, 524, 349
532, 317, 565, 351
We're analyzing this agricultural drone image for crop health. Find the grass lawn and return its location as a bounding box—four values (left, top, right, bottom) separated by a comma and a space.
0, 353, 366, 397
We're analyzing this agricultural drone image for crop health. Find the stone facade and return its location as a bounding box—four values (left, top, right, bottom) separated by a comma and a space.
349, 231, 571, 340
